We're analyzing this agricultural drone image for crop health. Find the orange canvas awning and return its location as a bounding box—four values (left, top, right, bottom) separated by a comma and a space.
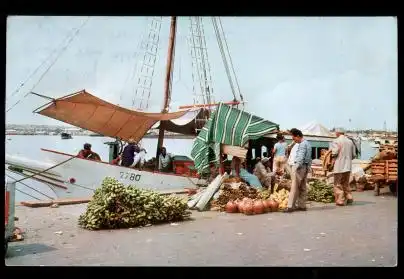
34, 90, 190, 142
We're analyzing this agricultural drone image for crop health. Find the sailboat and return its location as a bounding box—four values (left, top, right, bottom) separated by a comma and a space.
5, 17, 245, 199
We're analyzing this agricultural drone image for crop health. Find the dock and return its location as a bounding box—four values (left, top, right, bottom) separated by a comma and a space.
5, 190, 397, 266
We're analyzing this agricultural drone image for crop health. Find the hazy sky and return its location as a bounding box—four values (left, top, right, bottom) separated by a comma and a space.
6, 16, 397, 131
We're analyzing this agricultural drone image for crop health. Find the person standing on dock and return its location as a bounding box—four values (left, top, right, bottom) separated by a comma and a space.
331, 128, 356, 206
272, 133, 288, 175
285, 128, 312, 213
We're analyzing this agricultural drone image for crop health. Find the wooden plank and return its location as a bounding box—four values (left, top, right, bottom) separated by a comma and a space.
370, 174, 385, 179
20, 198, 92, 208
371, 167, 385, 170
20, 201, 53, 208
372, 169, 386, 174
53, 198, 91, 205
372, 159, 397, 163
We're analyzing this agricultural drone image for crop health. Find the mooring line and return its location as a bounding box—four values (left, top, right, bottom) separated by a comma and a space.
5, 173, 55, 200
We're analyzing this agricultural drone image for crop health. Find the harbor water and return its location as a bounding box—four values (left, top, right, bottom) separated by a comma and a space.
5, 135, 378, 202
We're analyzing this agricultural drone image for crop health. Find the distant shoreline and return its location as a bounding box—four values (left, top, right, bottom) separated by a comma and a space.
143, 134, 195, 139
6, 134, 196, 139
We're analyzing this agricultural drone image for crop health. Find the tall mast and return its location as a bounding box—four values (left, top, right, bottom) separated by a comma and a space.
156, 16, 177, 161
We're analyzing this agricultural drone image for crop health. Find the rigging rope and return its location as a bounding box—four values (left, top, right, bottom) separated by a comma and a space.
133, 16, 162, 110
6, 18, 86, 103
189, 17, 207, 105
118, 36, 142, 105
194, 17, 211, 105
217, 18, 244, 102
15, 187, 42, 201
5, 172, 55, 200
198, 17, 215, 105
10, 155, 78, 183
120, 17, 149, 106
6, 17, 91, 113
7, 160, 96, 193
211, 17, 237, 102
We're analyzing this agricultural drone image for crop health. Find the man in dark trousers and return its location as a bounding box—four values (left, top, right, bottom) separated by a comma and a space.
285, 128, 312, 213
120, 138, 140, 167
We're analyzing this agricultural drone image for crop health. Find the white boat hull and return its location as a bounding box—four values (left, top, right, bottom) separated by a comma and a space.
6, 149, 206, 199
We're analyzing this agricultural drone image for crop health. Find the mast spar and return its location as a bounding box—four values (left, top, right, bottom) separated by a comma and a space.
156, 16, 177, 161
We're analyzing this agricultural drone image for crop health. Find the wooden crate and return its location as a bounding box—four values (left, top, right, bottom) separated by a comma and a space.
371, 159, 398, 182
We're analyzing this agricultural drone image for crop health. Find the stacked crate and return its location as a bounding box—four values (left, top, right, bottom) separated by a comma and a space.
371, 159, 398, 182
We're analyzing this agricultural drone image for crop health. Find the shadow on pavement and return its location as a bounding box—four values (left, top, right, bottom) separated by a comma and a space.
6, 243, 57, 258
379, 192, 397, 197
348, 201, 376, 206
307, 206, 336, 212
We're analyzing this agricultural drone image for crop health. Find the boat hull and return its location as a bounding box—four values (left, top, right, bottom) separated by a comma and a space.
14, 149, 205, 199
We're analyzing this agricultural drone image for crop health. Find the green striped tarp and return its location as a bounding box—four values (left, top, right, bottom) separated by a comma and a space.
191, 103, 279, 174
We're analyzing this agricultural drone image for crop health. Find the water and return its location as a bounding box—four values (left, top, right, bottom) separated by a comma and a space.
5, 135, 378, 202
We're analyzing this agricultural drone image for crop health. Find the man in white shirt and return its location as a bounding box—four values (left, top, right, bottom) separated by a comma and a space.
158, 147, 173, 172
286, 142, 300, 175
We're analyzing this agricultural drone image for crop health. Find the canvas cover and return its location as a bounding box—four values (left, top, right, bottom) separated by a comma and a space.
191, 103, 279, 174
153, 108, 210, 136
34, 90, 190, 142
299, 121, 334, 137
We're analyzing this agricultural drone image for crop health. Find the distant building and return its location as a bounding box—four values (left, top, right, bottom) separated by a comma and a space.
5, 129, 18, 135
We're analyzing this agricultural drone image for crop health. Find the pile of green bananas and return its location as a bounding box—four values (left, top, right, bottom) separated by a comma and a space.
307, 179, 335, 203
258, 189, 271, 200
78, 177, 191, 230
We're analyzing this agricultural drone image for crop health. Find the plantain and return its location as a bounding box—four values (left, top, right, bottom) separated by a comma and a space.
78, 177, 191, 230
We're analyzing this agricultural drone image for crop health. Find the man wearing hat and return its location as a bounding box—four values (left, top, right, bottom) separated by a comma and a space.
121, 138, 141, 167
253, 157, 275, 192
331, 128, 357, 206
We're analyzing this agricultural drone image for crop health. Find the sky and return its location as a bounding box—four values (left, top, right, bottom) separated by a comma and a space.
6, 16, 398, 131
